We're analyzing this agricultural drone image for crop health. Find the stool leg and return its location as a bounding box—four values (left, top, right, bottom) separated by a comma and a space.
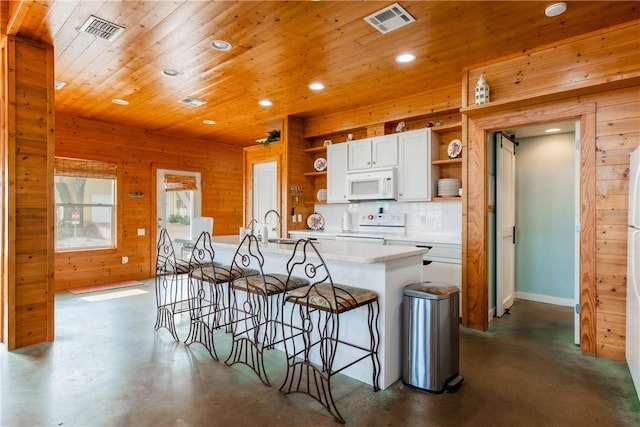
369, 301, 381, 392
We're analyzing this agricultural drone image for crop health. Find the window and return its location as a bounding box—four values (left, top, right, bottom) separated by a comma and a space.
55, 157, 117, 251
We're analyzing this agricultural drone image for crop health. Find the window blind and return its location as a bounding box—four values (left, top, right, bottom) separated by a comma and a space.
164, 174, 197, 192
55, 157, 117, 179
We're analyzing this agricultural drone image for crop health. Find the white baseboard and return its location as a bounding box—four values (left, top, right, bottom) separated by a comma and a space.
515, 291, 574, 307
488, 307, 496, 321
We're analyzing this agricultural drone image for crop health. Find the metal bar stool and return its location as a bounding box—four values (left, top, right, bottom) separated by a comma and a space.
184, 231, 257, 359
279, 239, 381, 424
154, 227, 193, 341
224, 234, 309, 386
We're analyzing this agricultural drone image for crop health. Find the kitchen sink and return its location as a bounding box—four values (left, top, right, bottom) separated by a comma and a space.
267, 238, 298, 244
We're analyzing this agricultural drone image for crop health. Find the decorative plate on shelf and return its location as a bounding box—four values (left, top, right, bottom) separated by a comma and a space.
307, 212, 325, 230
447, 139, 462, 159
314, 157, 327, 172
317, 188, 327, 201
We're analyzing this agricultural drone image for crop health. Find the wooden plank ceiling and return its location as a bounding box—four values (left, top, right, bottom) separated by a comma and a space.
5, 1, 640, 146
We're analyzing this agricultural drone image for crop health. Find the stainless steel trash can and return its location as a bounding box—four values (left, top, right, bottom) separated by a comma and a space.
402, 282, 463, 393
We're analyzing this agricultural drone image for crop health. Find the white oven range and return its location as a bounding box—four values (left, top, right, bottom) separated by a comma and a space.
335, 213, 406, 245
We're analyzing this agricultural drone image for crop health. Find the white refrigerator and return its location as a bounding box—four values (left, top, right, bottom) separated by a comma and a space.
627, 147, 640, 397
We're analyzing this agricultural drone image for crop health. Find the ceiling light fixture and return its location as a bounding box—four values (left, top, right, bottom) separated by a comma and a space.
258, 99, 273, 107
112, 99, 129, 105
545, 128, 562, 133
203, 120, 216, 125
308, 82, 325, 91
545, 2, 567, 17
395, 52, 416, 63
161, 69, 180, 77
210, 39, 232, 51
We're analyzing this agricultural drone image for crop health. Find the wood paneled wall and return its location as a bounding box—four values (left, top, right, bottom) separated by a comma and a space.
55, 114, 244, 290
1, 37, 55, 349
462, 21, 640, 361
304, 83, 461, 138
462, 20, 640, 110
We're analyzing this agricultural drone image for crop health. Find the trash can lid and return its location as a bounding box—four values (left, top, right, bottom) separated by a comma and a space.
404, 282, 460, 299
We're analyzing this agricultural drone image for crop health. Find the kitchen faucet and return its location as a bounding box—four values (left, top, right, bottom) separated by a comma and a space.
246, 217, 258, 232
264, 209, 281, 237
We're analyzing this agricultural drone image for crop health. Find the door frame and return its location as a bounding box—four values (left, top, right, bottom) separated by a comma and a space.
463, 101, 597, 354
243, 150, 282, 228
151, 164, 203, 269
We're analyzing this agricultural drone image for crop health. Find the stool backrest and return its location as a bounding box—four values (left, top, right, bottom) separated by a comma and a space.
230, 234, 265, 280
188, 231, 216, 270
156, 227, 177, 275
285, 239, 334, 299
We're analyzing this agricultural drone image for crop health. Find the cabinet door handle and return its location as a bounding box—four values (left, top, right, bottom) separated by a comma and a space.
422, 260, 433, 266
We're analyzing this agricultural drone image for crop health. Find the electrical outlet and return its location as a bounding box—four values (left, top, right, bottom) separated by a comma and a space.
137, 228, 145, 236
121, 256, 128, 264
297, 214, 302, 222
292, 215, 297, 223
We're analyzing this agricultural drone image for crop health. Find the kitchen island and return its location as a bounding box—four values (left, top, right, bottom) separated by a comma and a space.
210, 235, 427, 389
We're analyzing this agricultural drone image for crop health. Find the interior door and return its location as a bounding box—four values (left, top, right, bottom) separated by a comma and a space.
156, 168, 202, 245
496, 134, 516, 317
252, 161, 278, 236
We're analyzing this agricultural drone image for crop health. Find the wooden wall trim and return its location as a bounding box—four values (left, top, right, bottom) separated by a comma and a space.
465, 101, 597, 353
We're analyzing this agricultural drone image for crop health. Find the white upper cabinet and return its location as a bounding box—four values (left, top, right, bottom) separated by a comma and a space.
397, 128, 439, 201
327, 143, 349, 203
347, 134, 398, 170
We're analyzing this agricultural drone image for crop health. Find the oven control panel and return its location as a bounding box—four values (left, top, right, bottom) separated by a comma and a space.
358, 213, 406, 227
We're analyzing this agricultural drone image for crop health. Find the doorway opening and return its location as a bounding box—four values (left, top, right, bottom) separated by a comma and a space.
156, 168, 202, 254
490, 119, 580, 344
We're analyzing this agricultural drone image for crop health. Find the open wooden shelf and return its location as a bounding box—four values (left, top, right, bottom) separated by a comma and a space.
303, 171, 326, 177
432, 122, 462, 132
304, 146, 327, 154
432, 196, 462, 201
432, 158, 462, 165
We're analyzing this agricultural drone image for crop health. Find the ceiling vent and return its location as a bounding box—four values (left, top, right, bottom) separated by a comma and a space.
80, 15, 125, 41
54, 80, 67, 90
179, 96, 207, 107
364, 2, 415, 34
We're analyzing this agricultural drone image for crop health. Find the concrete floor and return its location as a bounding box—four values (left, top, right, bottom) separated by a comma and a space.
2, 279, 639, 426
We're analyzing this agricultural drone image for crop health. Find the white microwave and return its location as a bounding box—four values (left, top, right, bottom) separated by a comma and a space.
346, 167, 397, 201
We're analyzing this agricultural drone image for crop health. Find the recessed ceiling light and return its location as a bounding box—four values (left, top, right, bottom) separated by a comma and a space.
258, 99, 273, 107
545, 128, 562, 133
395, 52, 416, 63
308, 82, 325, 91
203, 120, 216, 125
161, 69, 180, 77
210, 39, 232, 51
112, 99, 129, 105
545, 2, 567, 17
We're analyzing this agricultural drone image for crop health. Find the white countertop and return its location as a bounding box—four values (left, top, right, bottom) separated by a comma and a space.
212, 235, 427, 264
289, 229, 461, 246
